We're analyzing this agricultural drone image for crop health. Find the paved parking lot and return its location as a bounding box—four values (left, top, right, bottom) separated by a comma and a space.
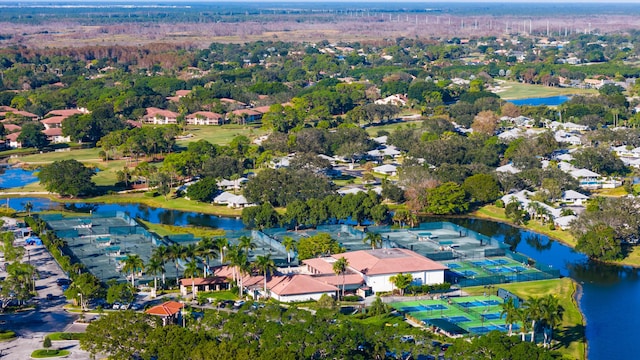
0, 244, 95, 359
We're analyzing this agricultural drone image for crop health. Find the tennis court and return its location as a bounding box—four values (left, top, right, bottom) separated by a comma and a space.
392, 295, 518, 336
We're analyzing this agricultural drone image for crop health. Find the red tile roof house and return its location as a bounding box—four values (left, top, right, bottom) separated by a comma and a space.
143, 107, 179, 125
179, 276, 229, 298
40, 116, 66, 130
228, 109, 262, 124
185, 111, 224, 126
145, 301, 184, 326
305, 248, 448, 294
43, 127, 70, 144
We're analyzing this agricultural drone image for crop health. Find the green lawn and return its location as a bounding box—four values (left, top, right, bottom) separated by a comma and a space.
47, 332, 85, 341
471, 205, 577, 247
364, 120, 423, 137
179, 124, 267, 146
31, 349, 71, 358
137, 219, 225, 237
465, 278, 586, 360
495, 81, 596, 100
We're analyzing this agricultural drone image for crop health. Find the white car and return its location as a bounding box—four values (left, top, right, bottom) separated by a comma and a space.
112, 302, 121, 310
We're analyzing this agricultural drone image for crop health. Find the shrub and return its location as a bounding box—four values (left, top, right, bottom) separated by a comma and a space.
494, 199, 505, 208
342, 295, 362, 302
43, 336, 51, 349
0, 330, 16, 340
144, 191, 159, 198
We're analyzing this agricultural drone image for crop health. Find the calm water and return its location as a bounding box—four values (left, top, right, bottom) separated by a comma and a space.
7, 198, 637, 359
507, 95, 570, 106
0, 166, 39, 189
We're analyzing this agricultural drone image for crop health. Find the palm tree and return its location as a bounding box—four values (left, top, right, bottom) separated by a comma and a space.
151, 245, 169, 288
197, 237, 217, 278
389, 273, 412, 296
517, 307, 531, 342
254, 254, 277, 298
524, 296, 544, 343
24, 201, 33, 216
332, 257, 349, 300
238, 235, 257, 254
122, 254, 144, 288
183, 260, 202, 299
499, 298, 519, 336
363, 232, 383, 250
146, 256, 164, 298
184, 243, 198, 262
540, 294, 563, 348
167, 243, 187, 287
214, 237, 229, 263
282, 236, 297, 264
227, 246, 249, 297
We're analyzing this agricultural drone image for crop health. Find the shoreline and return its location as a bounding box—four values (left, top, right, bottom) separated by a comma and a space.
574, 281, 588, 360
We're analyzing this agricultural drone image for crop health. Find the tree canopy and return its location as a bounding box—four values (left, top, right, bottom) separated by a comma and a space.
38, 159, 96, 197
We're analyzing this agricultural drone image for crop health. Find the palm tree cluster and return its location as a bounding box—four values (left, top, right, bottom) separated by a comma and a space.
500, 294, 563, 347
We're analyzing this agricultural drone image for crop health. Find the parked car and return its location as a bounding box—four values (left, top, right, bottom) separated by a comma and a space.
130, 303, 141, 311
120, 303, 130, 310
46, 294, 54, 301
233, 300, 245, 308
112, 302, 121, 310
56, 278, 71, 286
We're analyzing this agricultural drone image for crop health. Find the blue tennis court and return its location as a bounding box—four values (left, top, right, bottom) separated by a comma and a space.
423, 304, 448, 311
454, 270, 477, 277
484, 300, 501, 306
446, 316, 470, 323
481, 313, 503, 320
512, 266, 527, 272
472, 260, 494, 267
488, 267, 513, 274
457, 301, 485, 308
492, 259, 509, 265
446, 263, 461, 269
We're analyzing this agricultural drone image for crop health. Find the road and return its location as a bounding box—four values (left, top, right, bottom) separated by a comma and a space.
0, 244, 94, 359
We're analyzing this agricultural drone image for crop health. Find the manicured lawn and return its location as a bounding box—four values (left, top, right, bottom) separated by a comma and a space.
47, 332, 85, 341
179, 124, 267, 146
471, 205, 577, 247
10, 147, 102, 163
465, 278, 586, 360
591, 187, 628, 197
137, 219, 225, 237
495, 81, 596, 100
0, 330, 16, 341
364, 120, 423, 137
31, 349, 71, 358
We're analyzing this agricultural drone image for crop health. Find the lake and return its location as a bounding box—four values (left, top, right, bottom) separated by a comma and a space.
6, 198, 637, 359
507, 95, 570, 106
0, 166, 39, 189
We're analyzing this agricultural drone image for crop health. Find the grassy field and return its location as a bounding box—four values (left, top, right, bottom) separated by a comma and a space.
465, 278, 586, 360
31, 349, 71, 358
137, 219, 225, 237
47, 332, 85, 341
471, 205, 578, 247
364, 120, 423, 137
495, 81, 596, 100
179, 124, 267, 146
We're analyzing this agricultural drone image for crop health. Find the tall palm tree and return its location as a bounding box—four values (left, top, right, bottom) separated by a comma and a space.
122, 254, 144, 288
524, 296, 544, 343
517, 307, 531, 342
499, 298, 519, 336
282, 236, 297, 264
167, 243, 187, 287
540, 294, 563, 348
254, 254, 277, 298
184, 243, 198, 263
238, 235, 257, 254
214, 237, 229, 263
24, 201, 33, 216
332, 257, 349, 300
197, 237, 217, 278
152, 245, 169, 288
146, 256, 164, 297
389, 273, 412, 296
363, 232, 383, 250
183, 260, 202, 299
227, 246, 249, 297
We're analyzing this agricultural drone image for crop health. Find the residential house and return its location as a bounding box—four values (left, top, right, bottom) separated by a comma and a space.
41, 116, 66, 130
185, 111, 224, 125
374, 94, 408, 107
179, 277, 228, 297
43, 128, 70, 144
229, 109, 262, 123
0, 106, 38, 120
213, 191, 237, 205
217, 177, 248, 191
548, 121, 589, 132
561, 190, 589, 206
570, 168, 601, 189
5, 132, 21, 148
226, 194, 252, 209
145, 301, 184, 326
45, 108, 86, 118
554, 130, 582, 146
554, 215, 577, 230
2, 123, 21, 133
367, 146, 401, 160
337, 187, 366, 196
372, 164, 398, 176
167, 89, 192, 102
143, 107, 179, 125
496, 163, 520, 174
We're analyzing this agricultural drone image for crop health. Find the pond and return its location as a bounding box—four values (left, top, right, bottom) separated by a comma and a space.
0, 166, 39, 189
5, 197, 638, 359
507, 95, 570, 106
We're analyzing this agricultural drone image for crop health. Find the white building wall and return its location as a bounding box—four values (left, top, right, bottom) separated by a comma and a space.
365, 270, 445, 293
273, 291, 335, 303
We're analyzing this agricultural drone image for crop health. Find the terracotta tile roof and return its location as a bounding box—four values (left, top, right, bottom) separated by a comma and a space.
41, 116, 66, 125
313, 273, 364, 287
303, 258, 336, 275
144, 107, 179, 118
175, 90, 191, 97
46, 109, 83, 117
145, 301, 184, 317
220, 98, 247, 106
231, 109, 260, 116
5, 132, 20, 141
43, 127, 63, 136
268, 274, 338, 296
186, 111, 223, 120
331, 248, 448, 276
179, 277, 227, 286
3, 124, 21, 132
253, 105, 272, 114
